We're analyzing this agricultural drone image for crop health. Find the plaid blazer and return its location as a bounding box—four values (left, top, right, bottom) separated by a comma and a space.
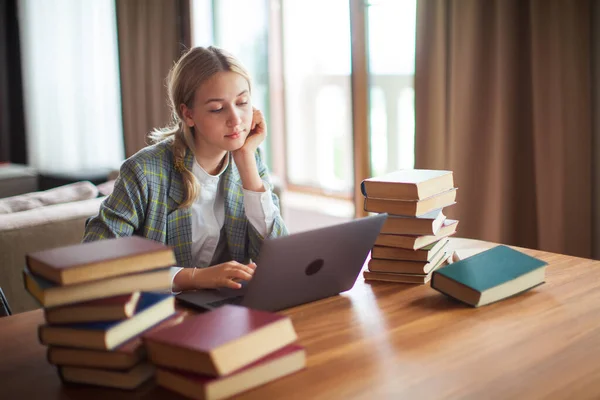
83, 139, 288, 267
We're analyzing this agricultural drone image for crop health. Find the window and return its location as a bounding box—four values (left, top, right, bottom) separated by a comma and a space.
282, 0, 354, 196
190, 0, 418, 217
18, 0, 124, 171
367, 0, 417, 177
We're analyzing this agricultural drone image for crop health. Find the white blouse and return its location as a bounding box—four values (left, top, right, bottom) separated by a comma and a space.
170, 153, 278, 292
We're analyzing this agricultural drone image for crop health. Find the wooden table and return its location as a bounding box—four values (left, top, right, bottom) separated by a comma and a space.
2, 239, 600, 399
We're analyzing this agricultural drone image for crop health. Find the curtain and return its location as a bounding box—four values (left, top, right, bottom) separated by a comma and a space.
593, 1, 600, 260
415, 0, 593, 258
18, 0, 125, 171
115, 0, 185, 157
0, 0, 26, 164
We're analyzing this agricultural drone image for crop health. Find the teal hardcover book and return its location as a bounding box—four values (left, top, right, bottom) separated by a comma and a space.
431, 245, 548, 307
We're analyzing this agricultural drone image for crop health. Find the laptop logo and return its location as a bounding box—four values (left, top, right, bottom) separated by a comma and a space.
305, 259, 324, 276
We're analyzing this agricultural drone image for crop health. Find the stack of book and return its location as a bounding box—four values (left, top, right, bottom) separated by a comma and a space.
23, 236, 178, 389
144, 304, 306, 400
361, 169, 459, 284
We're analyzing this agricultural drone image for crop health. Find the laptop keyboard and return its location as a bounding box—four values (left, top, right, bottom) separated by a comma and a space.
206, 296, 244, 308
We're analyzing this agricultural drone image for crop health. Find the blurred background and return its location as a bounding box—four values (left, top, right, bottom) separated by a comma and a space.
0, 0, 598, 259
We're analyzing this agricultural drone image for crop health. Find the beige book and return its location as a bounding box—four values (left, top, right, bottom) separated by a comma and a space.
364, 188, 456, 217
363, 253, 451, 284
374, 220, 459, 250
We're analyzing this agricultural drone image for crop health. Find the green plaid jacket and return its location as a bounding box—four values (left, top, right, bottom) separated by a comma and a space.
83, 139, 288, 267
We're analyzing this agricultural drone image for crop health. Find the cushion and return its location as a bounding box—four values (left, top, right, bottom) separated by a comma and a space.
96, 179, 116, 197
0, 181, 99, 214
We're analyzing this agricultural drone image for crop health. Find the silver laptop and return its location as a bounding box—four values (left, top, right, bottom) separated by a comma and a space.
176, 213, 387, 312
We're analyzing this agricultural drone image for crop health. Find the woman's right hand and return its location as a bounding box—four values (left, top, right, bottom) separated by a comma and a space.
192, 261, 256, 289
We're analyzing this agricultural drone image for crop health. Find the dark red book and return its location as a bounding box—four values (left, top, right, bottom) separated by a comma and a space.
143, 305, 298, 376
156, 345, 306, 400
26, 235, 176, 285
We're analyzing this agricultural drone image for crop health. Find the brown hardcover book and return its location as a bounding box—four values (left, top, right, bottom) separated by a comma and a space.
368, 244, 448, 274
24, 267, 172, 308
380, 209, 446, 235
374, 220, 459, 250
58, 362, 155, 390
364, 253, 451, 284
361, 170, 454, 200
364, 188, 457, 217
143, 305, 298, 377
26, 235, 176, 285
156, 345, 306, 400
372, 239, 448, 262
44, 292, 141, 324
47, 312, 188, 370
39, 293, 175, 351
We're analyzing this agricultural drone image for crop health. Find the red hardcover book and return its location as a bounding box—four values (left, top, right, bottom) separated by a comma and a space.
156, 345, 306, 400
143, 305, 298, 376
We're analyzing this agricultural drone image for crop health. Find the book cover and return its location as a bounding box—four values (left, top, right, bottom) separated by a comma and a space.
143, 305, 297, 376
26, 235, 176, 285
44, 292, 141, 324
39, 292, 176, 350
155, 345, 306, 400
431, 245, 548, 307
374, 220, 459, 250
364, 188, 457, 217
361, 170, 454, 200
23, 266, 171, 308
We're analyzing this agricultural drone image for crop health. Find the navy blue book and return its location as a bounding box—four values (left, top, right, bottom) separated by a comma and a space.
431, 245, 548, 307
39, 292, 175, 350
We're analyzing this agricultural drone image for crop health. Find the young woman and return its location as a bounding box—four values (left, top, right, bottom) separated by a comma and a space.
83, 46, 288, 292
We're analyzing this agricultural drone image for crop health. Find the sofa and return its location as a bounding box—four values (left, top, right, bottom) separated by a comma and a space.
0, 188, 106, 314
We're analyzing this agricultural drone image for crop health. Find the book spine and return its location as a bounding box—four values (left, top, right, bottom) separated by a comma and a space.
360, 181, 367, 197
430, 271, 440, 289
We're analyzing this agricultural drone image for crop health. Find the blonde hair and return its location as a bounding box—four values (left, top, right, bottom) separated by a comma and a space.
149, 46, 252, 208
